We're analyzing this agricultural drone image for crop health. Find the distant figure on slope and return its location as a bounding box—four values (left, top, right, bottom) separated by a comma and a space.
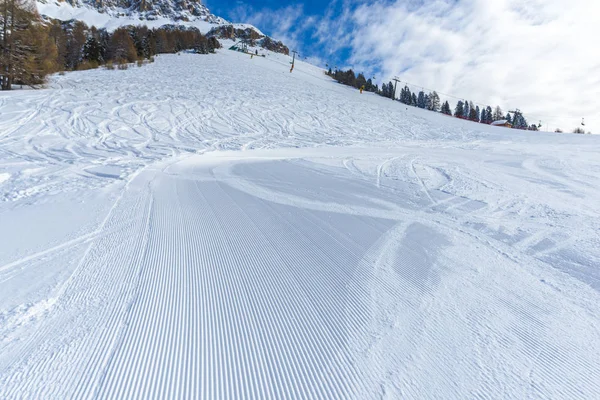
360, 85, 365, 94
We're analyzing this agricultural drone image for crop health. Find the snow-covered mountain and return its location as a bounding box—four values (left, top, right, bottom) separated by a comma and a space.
36, 0, 289, 55
36, 0, 253, 33
50, 0, 226, 22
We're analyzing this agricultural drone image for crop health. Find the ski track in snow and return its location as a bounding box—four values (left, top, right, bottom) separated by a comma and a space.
0, 51, 600, 399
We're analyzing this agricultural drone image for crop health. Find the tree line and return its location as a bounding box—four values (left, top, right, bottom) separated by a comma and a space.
0, 0, 220, 90
326, 67, 378, 93
327, 67, 543, 131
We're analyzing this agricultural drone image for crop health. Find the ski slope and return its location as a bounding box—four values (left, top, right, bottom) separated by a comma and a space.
1, 50, 599, 399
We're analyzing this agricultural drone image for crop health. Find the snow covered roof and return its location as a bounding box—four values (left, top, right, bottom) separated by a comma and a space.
491, 120, 510, 126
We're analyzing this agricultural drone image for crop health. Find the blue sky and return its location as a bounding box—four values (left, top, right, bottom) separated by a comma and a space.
204, 0, 599, 133
205, 0, 356, 70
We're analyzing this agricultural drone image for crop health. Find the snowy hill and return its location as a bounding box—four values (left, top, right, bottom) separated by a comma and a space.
1, 49, 599, 398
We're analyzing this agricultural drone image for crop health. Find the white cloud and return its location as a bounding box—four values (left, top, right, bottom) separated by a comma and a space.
230, 0, 599, 133
342, 0, 600, 133
227, 4, 311, 60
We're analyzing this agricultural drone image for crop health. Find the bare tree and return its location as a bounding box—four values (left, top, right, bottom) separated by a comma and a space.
492, 106, 504, 121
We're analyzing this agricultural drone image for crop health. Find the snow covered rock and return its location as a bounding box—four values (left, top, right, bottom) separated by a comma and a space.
207, 25, 289, 55
38, 0, 226, 22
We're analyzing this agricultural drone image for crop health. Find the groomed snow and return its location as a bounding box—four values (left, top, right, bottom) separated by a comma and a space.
0, 50, 599, 399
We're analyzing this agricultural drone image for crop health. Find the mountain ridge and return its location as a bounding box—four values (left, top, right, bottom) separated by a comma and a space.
37, 0, 227, 23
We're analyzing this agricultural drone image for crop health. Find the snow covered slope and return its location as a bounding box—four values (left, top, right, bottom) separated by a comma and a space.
0, 50, 599, 398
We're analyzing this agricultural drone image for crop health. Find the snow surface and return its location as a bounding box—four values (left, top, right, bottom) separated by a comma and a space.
1, 50, 599, 399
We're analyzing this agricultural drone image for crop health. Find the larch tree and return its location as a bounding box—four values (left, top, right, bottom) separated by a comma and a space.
492, 105, 504, 121
432, 91, 441, 112
1, 0, 56, 89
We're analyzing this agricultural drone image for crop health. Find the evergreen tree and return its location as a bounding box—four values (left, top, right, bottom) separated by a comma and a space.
381, 83, 389, 98
441, 101, 452, 115
505, 112, 513, 124
475, 105, 481, 122
485, 106, 493, 124
479, 107, 486, 123
400, 85, 411, 104
411, 93, 417, 106
356, 73, 367, 90
454, 101, 464, 118
463, 100, 470, 119
417, 91, 425, 108
469, 107, 478, 121
512, 109, 528, 129
83, 35, 102, 64
64, 21, 87, 70
469, 102, 476, 119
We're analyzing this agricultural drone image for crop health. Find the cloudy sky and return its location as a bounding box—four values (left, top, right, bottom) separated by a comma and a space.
206, 0, 600, 133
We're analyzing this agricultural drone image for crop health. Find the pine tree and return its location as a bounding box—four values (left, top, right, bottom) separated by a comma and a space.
417, 91, 425, 108
485, 106, 493, 124
411, 93, 417, 106
505, 112, 513, 124
469, 107, 478, 121
454, 101, 464, 118
512, 109, 528, 129
356, 73, 367, 90
463, 100, 470, 119
400, 85, 411, 104
381, 83, 389, 98
475, 105, 481, 122
83, 35, 102, 64
63, 21, 86, 70
441, 101, 452, 115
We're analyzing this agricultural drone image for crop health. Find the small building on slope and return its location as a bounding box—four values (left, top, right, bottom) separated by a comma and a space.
491, 119, 512, 128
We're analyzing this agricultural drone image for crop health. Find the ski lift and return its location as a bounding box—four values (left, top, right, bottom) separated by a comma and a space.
537, 120, 542, 129
581, 118, 585, 126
